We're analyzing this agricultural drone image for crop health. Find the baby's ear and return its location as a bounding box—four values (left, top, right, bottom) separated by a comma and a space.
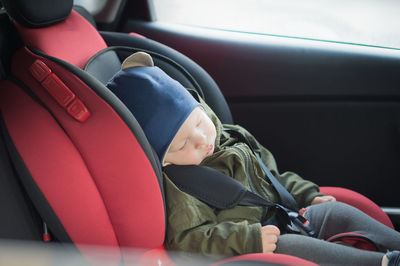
121, 52, 154, 70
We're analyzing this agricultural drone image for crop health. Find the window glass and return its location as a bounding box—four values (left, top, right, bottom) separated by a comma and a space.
152, 0, 400, 49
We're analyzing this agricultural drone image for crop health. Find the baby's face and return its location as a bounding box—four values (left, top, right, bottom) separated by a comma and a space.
164, 107, 216, 165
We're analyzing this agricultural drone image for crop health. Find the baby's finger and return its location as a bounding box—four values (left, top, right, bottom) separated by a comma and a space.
327, 196, 336, 201
262, 225, 280, 236
263, 233, 278, 243
262, 243, 277, 253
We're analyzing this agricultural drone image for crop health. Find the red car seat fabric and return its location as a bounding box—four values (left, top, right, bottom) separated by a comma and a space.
13, 10, 107, 69
2, 0, 106, 69
326, 232, 378, 251
0, 80, 116, 265
0, 46, 166, 262
0, 78, 118, 244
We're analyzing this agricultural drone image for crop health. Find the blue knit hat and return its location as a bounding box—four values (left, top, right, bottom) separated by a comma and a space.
106, 52, 202, 164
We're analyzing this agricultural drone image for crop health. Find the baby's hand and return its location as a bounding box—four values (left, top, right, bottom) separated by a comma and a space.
311, 195, 336, 205
261, 225, 280, 253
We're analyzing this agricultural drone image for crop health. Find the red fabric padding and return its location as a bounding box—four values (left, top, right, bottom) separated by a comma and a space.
327, 232, 378, 251
9, 48, 165, 251
14, 10, 107, 69
212, 253, 318, 266
0, 80, 120, 264
129, 32, 146, 39
320, 186, 394, 229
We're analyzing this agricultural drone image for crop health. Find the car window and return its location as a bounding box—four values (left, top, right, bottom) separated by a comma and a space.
151, 0, 400, 49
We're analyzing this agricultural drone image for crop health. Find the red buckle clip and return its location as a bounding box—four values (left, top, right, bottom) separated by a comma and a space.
29, 60, 91, 122
29, 60, 52, 82
67, 98, 91, 122
42, 73, 76, 107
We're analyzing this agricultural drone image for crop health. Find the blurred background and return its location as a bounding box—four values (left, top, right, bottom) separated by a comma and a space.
151, 0, 400, 49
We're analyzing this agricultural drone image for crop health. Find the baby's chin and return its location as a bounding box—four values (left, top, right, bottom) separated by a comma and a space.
199, 152, 214, 165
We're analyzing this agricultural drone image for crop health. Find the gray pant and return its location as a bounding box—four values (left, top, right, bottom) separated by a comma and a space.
276, 201, 400, 266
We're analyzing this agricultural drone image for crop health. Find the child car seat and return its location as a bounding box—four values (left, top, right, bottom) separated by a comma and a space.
0, 1, 318, 265
0, 41, 167, 266
0, 10, 322, 266
0, 0, 394, 264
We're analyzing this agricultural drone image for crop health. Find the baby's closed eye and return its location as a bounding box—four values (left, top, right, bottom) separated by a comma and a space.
178, 139, 188, 150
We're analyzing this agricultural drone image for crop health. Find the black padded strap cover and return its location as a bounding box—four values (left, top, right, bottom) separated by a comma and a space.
2, 0, 73, 28
164, 164, 276, 209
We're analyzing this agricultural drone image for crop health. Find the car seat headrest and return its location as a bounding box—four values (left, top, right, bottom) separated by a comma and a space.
2, 0, 73, 28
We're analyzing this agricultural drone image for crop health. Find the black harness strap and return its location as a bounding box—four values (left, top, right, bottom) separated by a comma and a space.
164, 164, 315, 236
164, 164, 276, 209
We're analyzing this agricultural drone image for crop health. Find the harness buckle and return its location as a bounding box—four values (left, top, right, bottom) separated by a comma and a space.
288, 211, 315, 237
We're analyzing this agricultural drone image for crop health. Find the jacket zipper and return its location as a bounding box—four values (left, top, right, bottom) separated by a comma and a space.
233, 144, 260, 196
233, 144, 269, 221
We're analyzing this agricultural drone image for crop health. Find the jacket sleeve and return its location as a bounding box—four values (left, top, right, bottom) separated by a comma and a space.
275, 170, 323, 208
238, 127, 324, 207
164, 175, 263, 258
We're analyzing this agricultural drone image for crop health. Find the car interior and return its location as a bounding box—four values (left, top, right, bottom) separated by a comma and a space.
0, 0, 399, 265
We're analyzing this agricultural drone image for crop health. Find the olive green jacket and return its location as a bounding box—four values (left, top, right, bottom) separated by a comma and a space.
164, 94, 323, 258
